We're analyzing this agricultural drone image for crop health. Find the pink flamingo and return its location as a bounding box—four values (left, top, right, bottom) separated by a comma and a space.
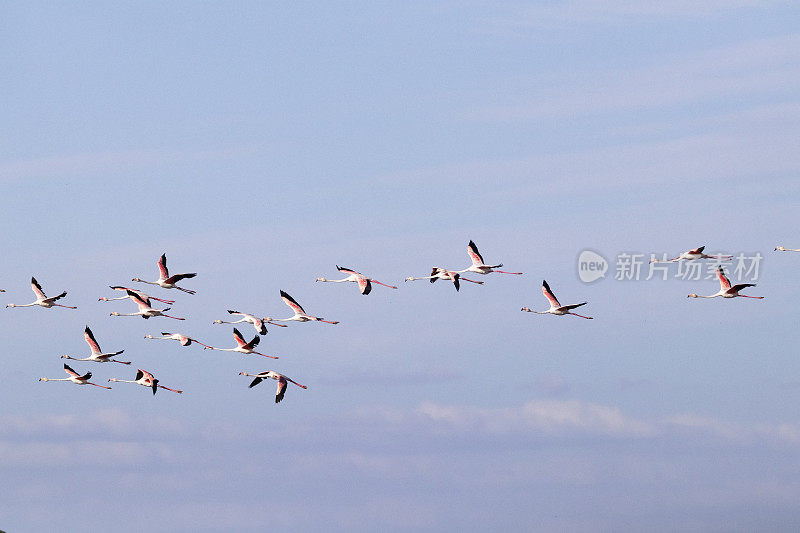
521, 280, 593, 319
108, 369, 182, 394
456, 240, 523, 275
688, 267, 764, 299
144, 332, 212, 348
99, 286, 174, 305
61, 326, 130, 364
109, 290, 185, 320
239, 370, 307, 403
316, 265, 398, 295
132, 253, 197, 294
213, 310, 287, 335
650, 245, 733, 263
6, 277, 76, 309
205, 328, 278, 359
264, 291, 339, 324
405, 267, 484, 292
39, 364, 111, 389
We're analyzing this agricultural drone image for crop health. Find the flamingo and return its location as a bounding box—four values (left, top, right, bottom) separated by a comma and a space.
205, 328, 278, 359
456, 240, 523, 275
688, 267, 764, 299
405, 267, 484, 292
316, 265, 398, 295
39, 363, 112, 389
238, 371, 307, 403
99, 286, 174, 305
213, 310, 287, 335
144, 332, 212, 348
775, 246, 800, 252
650, 245, 733, 263
6, 277, 77, 309
109, 290, 185, 320
132, 253, 197, 294
264, 291, 339, 324
521, 280, 593, 319
61, 326, 130, 364
108, 369, 182, 394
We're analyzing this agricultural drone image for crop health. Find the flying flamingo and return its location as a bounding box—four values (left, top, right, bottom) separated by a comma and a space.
456, 240, 523, 275
238, 371, 307, 403
39, 363, 112, 389
132, 253, 197, 294
650, 245, 733, 263
405, 267, 484, 292
688, 267, 764, 299
109, 290, 185, 320
316, 265, 398, 295
61, 326, 130, 364
775, 246, 800, 252
108, 369, 182, 394
205, 328, 278, 359
99, 286, 174, 305
213, 310, 287, 335
6, 277, 77, 309
144, 332, 212, 348
264, 291, 339, 324
521, 280, 593, 319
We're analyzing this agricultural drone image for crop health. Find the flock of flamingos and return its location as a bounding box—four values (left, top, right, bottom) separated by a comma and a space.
5, 242, 799, 404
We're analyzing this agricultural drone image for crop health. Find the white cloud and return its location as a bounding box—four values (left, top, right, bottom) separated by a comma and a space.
418, 399, 656, 437
467, 34, 800, 121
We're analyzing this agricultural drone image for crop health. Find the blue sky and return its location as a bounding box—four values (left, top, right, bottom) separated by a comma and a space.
2, 2, 800, 531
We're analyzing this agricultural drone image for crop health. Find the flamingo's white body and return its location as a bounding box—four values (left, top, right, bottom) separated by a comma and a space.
213, 310, 287, 335
264, 291, 339, 324
109, 290, 185, 320
775, 246, 800, 252
405, 267, 484, 292
456, 240, 523, 275
99, 286, 174, 305
316, 265, 398, 295
239, 371, 307, 403
521, 280, 593, 319
688, 267, 764, 299
650, 245, 733, 263
6, 277, 77, 309
61, 326, 130, 364
108, 369, 182, 394
205, 328, 278, 359
132, 254, 197, 294
39, 364, 112, 389
144, 332, 212, 348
